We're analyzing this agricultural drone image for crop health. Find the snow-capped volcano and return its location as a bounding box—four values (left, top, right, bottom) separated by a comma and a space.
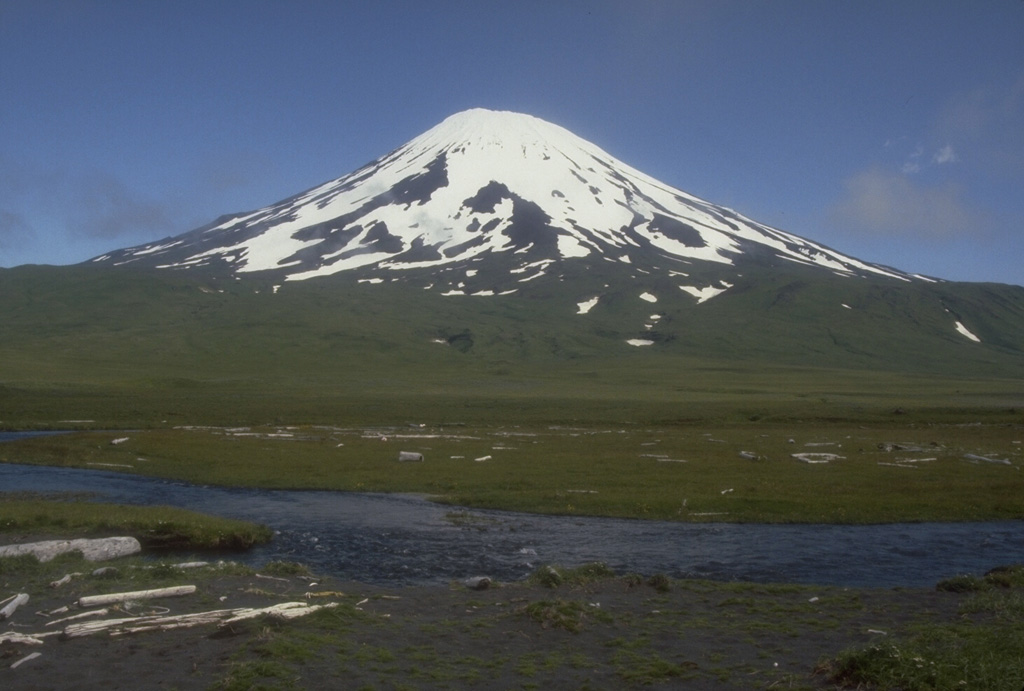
92, 109, 914, 286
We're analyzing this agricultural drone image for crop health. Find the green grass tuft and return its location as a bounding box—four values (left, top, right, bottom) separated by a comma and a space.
0, 497, 272, 550
527, 562, 616, 589
828, 566, 1024, 690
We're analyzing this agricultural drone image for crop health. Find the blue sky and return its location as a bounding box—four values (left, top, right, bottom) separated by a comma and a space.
2, 0, 1022, 285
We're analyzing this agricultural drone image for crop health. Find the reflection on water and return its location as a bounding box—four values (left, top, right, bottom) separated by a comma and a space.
1, 462, 1021, 588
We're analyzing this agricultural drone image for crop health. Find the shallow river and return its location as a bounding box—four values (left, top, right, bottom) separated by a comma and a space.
3, 459, 1021, 588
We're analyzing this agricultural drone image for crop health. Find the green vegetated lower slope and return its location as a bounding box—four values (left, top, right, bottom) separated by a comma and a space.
1, 262, 1022, 427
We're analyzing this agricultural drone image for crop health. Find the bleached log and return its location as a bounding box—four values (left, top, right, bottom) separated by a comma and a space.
10, 652, 42, 669
269, 602, 337, 621
50, 574, 72, 588
0, 537, 141, 563
221, 601, 319, 625
0, 631, 45, 646
61, 615, 143, 639
114, 609, 243, 635
78, 585, 196, 608
255, 573, 289, 582
791, 452, 844, 463
304, 590, 346, 599
139, 561, 208, 571
49, 572, 83, 588
45, 608, 110, 627
463, 576, 492, 590
0, 593, 29, 620
964, 453, 1012, 465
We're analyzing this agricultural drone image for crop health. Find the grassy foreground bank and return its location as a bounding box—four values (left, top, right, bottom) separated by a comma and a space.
2, 552, 1022, 690
2, 418, 1022, 523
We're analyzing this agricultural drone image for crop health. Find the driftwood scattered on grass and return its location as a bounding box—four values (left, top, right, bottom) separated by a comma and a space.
1, 542, 341, 674
61, 601, 337, 639
0, 537, 141, 563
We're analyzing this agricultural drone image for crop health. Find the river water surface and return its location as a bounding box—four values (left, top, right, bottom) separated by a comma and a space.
2, 460, 1021, 588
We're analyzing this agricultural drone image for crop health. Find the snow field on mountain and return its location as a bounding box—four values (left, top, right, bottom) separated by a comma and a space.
955, 321, 981, 342
577, 297, 599, 315
100, 108, 922, 288
679, 283, 732, 303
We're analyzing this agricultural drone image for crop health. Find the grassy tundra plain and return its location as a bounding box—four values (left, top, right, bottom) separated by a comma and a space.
2, 414, 1023, 525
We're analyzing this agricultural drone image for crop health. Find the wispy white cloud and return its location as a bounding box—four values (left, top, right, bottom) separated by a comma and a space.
829, 167, 975, 238
933, 144, 957, 165
897, 143, 956, 175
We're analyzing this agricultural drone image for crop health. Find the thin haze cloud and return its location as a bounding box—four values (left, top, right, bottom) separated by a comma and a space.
0, 156, 181, 257
75, 175, 177, 240
0, 209, 33, 251
830, 168, 974, 240
936, 70, 1024, 165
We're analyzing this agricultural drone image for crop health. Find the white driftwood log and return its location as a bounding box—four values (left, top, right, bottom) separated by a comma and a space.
49, 572, 84, 588
0, 593, 29, 620
462, 576, 492, 590
62, 601, 337, 638
78, 585, 196, 608
61, 615, 143, 639
0, 631, 46, 646
10, 652, 42, 669
221, 601, 330, 625
45, 608, 110, 627
0, 537, 141, 563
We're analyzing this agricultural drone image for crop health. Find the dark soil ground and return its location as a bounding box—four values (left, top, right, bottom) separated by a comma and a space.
0, 544, 967, 691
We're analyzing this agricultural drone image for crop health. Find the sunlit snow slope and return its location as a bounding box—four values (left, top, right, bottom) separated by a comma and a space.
93, 109, 915, 286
